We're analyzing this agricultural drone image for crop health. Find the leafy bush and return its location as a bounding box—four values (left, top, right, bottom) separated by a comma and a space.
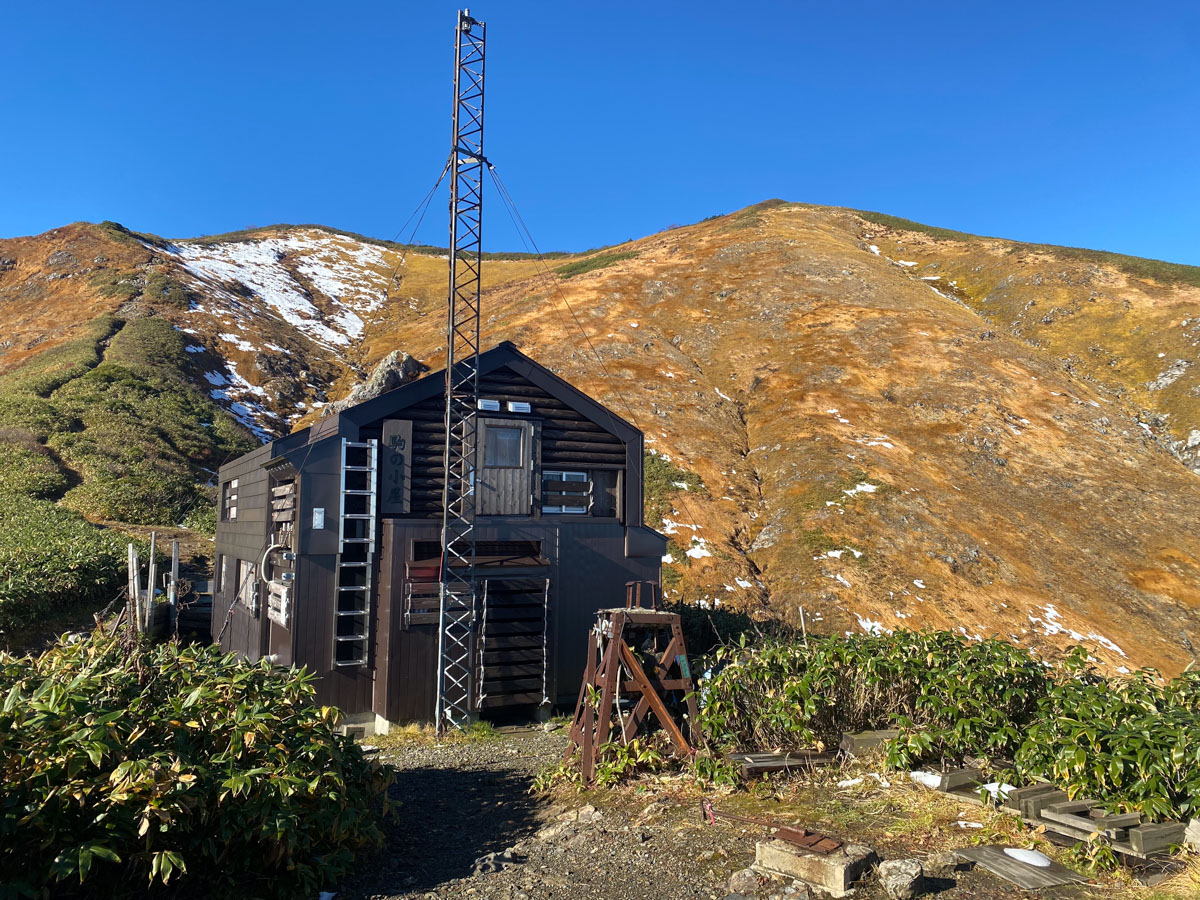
696, 631, 1200, 821
0, 495, 130, 631
60, 466, 204, 525
698, 631, 1048, 763
536, 737, 668, 792
853, 208, 1200, 288
643, 452, 704, 525
854, 209, 979, 244
676, 602, 757, 659
1016, 652, 1200, 820
0, 315, 255, 526
182, 500, 218, 535
0, 316, 118, 398
0, 634, 392, 898
0, 444, 68, 499
139, 272, 194, 309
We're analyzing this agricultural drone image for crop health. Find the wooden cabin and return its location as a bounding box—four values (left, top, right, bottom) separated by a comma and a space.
212, 342, 666, 730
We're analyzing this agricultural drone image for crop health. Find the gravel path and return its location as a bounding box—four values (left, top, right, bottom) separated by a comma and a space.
337, 728, 1095, 900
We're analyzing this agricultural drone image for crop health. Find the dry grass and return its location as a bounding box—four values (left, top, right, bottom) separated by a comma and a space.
580, 752, 1174, 897
7, 205, 1200, 672
368, 720, 503, 749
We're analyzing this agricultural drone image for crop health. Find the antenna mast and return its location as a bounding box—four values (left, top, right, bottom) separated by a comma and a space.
436, 8, 487, 731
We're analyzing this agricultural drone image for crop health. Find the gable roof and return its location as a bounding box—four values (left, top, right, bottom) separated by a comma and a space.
335, 342, 640, 443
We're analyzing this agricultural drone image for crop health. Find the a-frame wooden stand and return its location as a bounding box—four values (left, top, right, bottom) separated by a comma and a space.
564, 587, 701, 787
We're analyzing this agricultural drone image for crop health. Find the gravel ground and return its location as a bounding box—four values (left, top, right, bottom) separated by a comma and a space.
334, 725, 1110, 900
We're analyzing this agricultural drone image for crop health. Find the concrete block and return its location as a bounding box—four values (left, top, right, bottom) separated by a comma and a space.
839, 730, 900, 755
1000, 782, 1056, 815
937, 767, 983, 791
754, 838, 877, 898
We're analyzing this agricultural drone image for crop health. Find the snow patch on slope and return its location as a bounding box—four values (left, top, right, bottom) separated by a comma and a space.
157, 230, 390, 350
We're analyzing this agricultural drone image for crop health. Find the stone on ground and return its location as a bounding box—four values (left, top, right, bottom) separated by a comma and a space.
878, 858, 924, 899
922, 850, 960, 879
728, 866, 760, 895
754, 839, 877, 898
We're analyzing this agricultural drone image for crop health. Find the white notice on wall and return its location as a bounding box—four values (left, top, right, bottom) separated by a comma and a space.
312, 507, 325, 529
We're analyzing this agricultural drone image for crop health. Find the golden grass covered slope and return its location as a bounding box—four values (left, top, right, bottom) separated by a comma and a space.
2, 204, 1199, 673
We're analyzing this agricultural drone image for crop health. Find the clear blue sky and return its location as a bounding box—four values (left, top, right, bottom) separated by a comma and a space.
3, 1, 1198, 264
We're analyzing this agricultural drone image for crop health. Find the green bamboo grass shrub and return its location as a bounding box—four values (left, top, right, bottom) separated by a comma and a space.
0, 635, 392, 898
1016, 651, 1200, 820
697, 631, 1047, 761
695, 631, 1200, 821
0, 495, 129, 630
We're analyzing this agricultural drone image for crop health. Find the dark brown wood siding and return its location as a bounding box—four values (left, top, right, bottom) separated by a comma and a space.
402, 368, 627, 518
213, 445, 273, 661
214, 345, 659, 722
284, 433, 378, 712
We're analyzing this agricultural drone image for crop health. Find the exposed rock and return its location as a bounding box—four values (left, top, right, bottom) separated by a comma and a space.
766, 884, 811, 900
471, 848, 525, 876
728, 867, 760, 895
576, 804, 603, 825
46, 249, 79, 270
320, 350, 428, 417
922, 850, 959, 879
533, 820, 573, 843
635, 800, 667, 824
1147, 359, 1190, 391
878, 858, 923, 899
0, 257, 15, 272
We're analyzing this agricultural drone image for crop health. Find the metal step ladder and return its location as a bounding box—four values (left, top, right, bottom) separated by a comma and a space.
333, 438, 378, 667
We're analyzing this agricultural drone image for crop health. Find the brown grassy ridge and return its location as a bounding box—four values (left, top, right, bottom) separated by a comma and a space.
4, 204, 1200, 674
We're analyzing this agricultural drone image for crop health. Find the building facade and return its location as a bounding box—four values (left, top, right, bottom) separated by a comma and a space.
212, 342, 665, 728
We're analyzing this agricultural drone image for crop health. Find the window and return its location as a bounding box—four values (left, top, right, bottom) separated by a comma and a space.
216, 554, 228, 593
542, 470, 589, 514
221, 479, 239, 522
237, 559, 258, 615
484, 426, 523, 468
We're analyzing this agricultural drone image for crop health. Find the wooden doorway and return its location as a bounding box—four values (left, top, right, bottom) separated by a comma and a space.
477, 418, 534, 515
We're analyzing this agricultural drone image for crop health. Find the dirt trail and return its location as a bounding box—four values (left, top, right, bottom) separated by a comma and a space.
338, 728, 1105, 900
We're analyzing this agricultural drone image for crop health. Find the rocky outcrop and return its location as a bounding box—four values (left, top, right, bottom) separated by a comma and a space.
1170, 429, 1200, 474
320, 350, 428, 417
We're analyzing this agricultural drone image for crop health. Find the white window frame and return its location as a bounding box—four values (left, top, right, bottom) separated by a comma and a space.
222, 478, 239, 522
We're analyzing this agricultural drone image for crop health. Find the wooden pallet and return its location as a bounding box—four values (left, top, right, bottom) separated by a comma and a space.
931, 771, 1185, 859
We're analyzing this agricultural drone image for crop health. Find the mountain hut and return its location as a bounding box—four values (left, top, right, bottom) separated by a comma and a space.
211, 342, 666, 731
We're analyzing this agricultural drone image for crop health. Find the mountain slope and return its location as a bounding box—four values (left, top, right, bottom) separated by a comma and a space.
3, 204, 1200, 673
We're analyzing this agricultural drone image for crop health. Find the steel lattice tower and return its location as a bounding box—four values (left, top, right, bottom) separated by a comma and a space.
436, 8, 486, 731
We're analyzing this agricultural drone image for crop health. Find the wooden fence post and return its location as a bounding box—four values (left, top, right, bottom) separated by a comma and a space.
146, 532, 157, 633
168, 540, 180, 636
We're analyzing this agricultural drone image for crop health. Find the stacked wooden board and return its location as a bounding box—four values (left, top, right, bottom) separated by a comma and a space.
763, 733, 1194, 861
920, 769, 1186, 859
